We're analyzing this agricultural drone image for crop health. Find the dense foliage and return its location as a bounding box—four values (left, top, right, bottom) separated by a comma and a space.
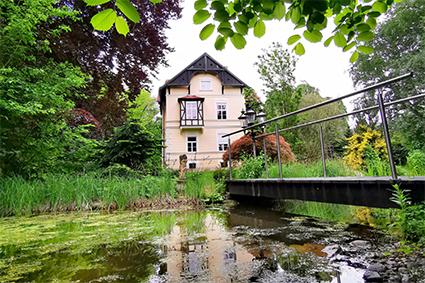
50, 0, 181, 136
222, 132, 295, 164
0, 0, 97, 177
349, 0, 425, 152
100, 121, 164, 174
297, 90, 349, 160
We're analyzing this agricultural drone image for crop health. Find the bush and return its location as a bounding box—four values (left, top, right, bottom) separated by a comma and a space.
236, 153, 266, 179
406, 150, 425, 175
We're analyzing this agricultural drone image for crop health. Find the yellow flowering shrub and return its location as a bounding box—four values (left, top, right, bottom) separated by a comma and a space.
344, 125, 388, 170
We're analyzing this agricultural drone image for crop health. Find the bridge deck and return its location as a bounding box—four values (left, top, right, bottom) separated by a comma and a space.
226, 176, 425, 208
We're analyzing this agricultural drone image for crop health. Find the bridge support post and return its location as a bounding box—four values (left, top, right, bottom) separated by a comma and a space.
228, 136, 233, 180
319, 125, 327, 177
377, 89, 398, 180
275, 122, 283, 179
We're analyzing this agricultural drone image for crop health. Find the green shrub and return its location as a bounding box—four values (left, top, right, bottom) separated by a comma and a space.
236, 153, 266, 179
406, 150, 425, 175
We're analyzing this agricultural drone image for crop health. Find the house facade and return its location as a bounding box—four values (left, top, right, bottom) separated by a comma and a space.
157, 53, 249, 170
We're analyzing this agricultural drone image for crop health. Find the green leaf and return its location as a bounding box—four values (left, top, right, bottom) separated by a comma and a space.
356, 23, 371, 32
272, 1, 286, 20
368, 11, 381, 18
287, 34, 301, 45
115, 16, 129, 36
211, 1, 225, 10
193, 10, 210, 24
366, 17, 377, 29
199, 24, 215, 40
357, 31, 375, 42
303, 30, 322, 43
291, 6, 301, 24
259, 12, 274, 21
149, 0, 162, 3
248, 15, 257, 28
214, 10, 230, 22
357, 45, 374, 54
85, 0, 111, 6
334, 32, 347, 47
116, 0, 140, 23
90, 9, 117, 31
194, 0, 208, 11
324, 36, 334, 47
218, 26, 234, 37
230, 33, 246, 49
215, 35, 227, 50
293, 42, 305, 55
311, 0, 328, 12
372, 1, 387, 13
262, 0, 275, 14
254, 19, 266, 38
234, 21, 248, 35
295, 17, 306, 29
350, 51, 359, 63
343, 41, 356, 52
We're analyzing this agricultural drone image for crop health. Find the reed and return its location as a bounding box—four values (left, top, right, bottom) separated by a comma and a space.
0, 172, 177, 216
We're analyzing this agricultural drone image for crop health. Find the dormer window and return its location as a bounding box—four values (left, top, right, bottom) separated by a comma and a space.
178, 96, 205, 127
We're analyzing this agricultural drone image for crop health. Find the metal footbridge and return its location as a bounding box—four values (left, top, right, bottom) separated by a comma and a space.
223, 73, 425, 208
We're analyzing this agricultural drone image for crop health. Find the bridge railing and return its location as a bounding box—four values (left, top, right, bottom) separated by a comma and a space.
223, 73, 425, 181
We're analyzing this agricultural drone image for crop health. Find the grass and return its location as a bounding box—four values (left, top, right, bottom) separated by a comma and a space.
0, 172, 177, 216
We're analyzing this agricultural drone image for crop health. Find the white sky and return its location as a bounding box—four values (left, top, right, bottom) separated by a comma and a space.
151, 0, 358, 110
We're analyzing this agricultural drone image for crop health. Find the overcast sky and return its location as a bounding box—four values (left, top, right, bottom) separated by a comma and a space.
151, 0, 359, 110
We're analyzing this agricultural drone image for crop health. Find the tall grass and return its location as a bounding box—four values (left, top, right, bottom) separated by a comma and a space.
0, 172, 177, 216
257, 158, 359, 179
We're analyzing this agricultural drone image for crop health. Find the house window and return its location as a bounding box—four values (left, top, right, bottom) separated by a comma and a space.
187, 135, 197, 152
217, 102, 227, 120
189, 163, 196, 169
200, 78, 212, 91
217, 131, 228, 152
186, 101, 198, 119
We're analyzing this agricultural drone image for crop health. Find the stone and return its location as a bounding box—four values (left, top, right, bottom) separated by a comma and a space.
321, 244, 341, 258
401, 274, 410, 283
363, 270, 383, 282
350, 240, 370, 250
368, 263, 386, 273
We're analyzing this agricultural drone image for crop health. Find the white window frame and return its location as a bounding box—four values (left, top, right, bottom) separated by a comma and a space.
186, 101, 198, 119
216, 130, 229, 152
199, 77, 212, 91
186, 133, 198, 153
216, 101, 228, 120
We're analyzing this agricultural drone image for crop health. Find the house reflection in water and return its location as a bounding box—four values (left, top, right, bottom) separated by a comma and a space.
164, 213, 255, 282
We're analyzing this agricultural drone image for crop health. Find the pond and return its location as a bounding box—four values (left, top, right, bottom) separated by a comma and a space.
0, 202, 413, 282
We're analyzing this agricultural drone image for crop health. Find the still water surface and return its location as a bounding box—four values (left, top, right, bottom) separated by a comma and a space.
0, 203, 384, 282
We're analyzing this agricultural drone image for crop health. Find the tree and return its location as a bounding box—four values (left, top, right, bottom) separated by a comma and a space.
89, 0, 399, 62
297, 88, 349, 160
100, 121, 165, 174
127, 89, 159, 128
49, 0, 181, 136
222, 133, 295, 164
0, 0, 96, 177
255, 42, 302, 151
349, 0, 425, 151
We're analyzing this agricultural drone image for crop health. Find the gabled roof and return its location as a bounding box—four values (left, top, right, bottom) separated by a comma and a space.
157, 53, 251, 104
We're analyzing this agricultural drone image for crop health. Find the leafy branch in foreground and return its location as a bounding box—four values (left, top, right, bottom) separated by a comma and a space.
194, 0, 399, 62
86, 0, 399, 62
